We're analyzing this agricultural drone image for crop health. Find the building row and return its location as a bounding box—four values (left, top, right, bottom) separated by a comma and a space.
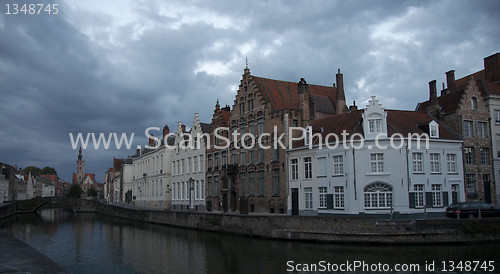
1, 162, 66, 203
104, 53, 499, 216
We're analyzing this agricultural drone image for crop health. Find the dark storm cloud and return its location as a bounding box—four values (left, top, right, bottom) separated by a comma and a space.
0, 0, 499, 182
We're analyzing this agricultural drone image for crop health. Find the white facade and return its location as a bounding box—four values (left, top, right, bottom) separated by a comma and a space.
287, 97, 465, 216
132, 137, 174, 210
0, 174, 9, 203
122, 161, 134, 203
488, 95, 500, 205
171, 114, 208, 212
41, 184, 55, 197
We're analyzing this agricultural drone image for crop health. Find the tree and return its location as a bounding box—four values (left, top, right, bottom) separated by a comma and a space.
23, 166, 41, 175
87, 187, 98, 198
41, 166, 57, 175
67, 184, 83, 198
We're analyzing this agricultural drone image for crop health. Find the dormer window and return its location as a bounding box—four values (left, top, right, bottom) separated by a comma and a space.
471, 97, 477, 110
429, 121, 439, 138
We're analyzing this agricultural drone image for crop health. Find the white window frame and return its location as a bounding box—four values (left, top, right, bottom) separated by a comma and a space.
431, 184, 442, 207
414, 184, 425, 208
334, 186, 345, 209
304, 157, 312, 179
412, 152, 423, 173
304, 187, 313, 209
318, 187, 327, 209
291, 159, 299, 180
370, 153, 384, 173
447, 154, 457, 173
430, 153, 440, 173
333, 155, 343, 176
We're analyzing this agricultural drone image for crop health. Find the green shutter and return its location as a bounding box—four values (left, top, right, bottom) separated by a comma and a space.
409, 192, 416, 208
326, 194, 333, 209
425, 192, 433, 208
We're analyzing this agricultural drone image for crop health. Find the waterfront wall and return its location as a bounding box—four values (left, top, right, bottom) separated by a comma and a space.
2, 198, 500, 244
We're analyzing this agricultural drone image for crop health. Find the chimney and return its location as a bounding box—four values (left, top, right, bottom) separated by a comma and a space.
163, 125, 170, 139
298, 78, 308, 94
148, 134, 155, 146
349, 101, 358, 112
335, 69, 346, 114
446, 70, 455, 90
136, 148, 140, 155
181, 125, 186, 133
429, 80, 438, 104
484, 52, 500, 83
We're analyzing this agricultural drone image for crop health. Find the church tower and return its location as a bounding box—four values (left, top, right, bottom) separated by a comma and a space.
77, 146, 85, 184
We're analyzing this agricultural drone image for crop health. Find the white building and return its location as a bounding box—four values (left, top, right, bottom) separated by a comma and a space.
287, 96, 465, 216
0, 174, 9, 203
171, 114, 210, 212
132, 127, 174, 210
122, 159, 134, 203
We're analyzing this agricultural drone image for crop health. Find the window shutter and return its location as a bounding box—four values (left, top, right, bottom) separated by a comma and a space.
409, 192, 416, 208
425, 192, 433, 208
442, 192, 449, 206
326, 194, 333, 209
452, 192, 458, 203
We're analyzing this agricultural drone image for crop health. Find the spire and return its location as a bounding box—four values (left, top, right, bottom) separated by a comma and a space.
244, 58, 250, 75
215, 100, 220, 110
78, 146, 82, 161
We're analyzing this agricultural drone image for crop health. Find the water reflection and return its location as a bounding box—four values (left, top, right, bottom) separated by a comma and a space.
1, 209, 499, 273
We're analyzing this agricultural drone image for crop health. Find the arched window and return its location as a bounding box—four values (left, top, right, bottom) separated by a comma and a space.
364, 183, 393, 209
471, 97, 477, 110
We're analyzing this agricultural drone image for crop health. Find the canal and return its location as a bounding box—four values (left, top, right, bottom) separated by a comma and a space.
1, 209, 499, 273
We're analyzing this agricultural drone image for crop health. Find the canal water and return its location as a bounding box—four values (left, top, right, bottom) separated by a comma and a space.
1, 209, 499, 273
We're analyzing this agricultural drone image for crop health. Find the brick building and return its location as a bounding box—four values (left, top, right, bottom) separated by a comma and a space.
205, 67, 346, 214
416, 53, 500, 204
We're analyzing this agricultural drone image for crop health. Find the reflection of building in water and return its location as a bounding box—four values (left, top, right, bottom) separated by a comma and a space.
118, 224, 207, 273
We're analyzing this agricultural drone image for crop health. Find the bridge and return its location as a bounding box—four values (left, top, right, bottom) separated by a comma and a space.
0, 197, 100, 220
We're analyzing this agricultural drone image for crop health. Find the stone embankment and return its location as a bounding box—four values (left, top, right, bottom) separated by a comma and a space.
2, 197, 500, 244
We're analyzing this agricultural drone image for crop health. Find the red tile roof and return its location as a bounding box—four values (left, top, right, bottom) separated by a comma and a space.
292, 109, 458, 148
252, 76, 337, 113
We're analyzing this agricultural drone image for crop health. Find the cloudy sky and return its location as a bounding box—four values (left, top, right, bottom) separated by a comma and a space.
0, 0, 499, 183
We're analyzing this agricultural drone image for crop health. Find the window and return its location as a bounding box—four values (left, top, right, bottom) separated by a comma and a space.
370, 153, 384, 173
431, 184, 442, 207
187, 157, 191, 174
430, 124, 439, 138
495, 111, 500, 124
318, 187, 327, 208
305, 126, 311, 146
483, 173, 491, 184
463, 120, 473, 138
272, 170, 279, 195
232, 149, 238, 165
304, 187, 313, 209
258, 118, 264, 135
240, 148, 246, 165
304, 157, 312, 179
369, 119, 382, 133
272, 147, 279, 161
334, 186, 345, 209
200, 180, 204, 199
258, 148, 264, 163
181, 159, 185, 174
249, 173, 255, 195
291, 159, 298, 180
414, 184, 424, 208
193, 156, 198, 172
292, 119, 298, 127
412, 153, 423, 173
258, 171, 264, 195
480, 148, 490, 165
430, 153, 440, 173
464, 147, 474, 165
249, 148, 255, 164
364, 183, 392, 209
214, 153, 219, 169
248, 121, 254, 135
497, 136, 500, 157
214, 176, 219, 196
465, 174, 476, 192
317, 156, 327, 177
221, 151, 227, 167
333, 155, 343, 175
241, 173, 246, 196
478, 122, 488, 138
447, 154, 457, 173
471, 97, 477, 110
240, 124, 246, 135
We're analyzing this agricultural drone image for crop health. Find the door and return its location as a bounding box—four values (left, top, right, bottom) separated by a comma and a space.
189, 180, 195, 209
484, 181, 491, 204
291, 188, 299, 215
